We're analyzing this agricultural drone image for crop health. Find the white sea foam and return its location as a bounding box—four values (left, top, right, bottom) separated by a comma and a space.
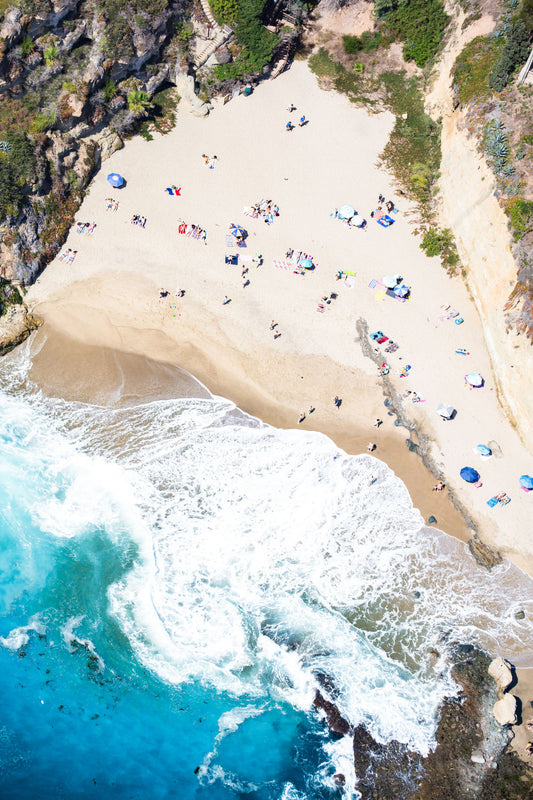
2, 377, 533, 764
61, 615, 105, 671
0, 615, 46, 650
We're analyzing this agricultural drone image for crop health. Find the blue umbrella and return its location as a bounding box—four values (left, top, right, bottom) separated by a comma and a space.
460, 467, 480, 483
299, 258, 313, 270
519, 475, 533, 490
107, 173, 124, 188
230, 224, 245, 237
475, 444, 492, 457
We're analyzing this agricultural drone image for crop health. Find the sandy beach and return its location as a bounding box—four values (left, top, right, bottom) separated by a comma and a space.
26, 59, 533, 576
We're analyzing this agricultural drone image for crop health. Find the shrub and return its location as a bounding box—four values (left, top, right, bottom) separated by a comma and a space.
453, 35, 504, 104
103, 79, 117, 101
44, 44, 59, 66
488, 20, 531, 91
505, 198, 533, 241
343, 31, 383, 55
420, 227, 459, 271
521, 0, 533, 32
211, 0, 239, 25
31, 110, 56, 133
343, 34, 362, 54
21, 35, 34, 57
386, 0, 450, 68
127, 89, 150, 113
0, 131, 36, 221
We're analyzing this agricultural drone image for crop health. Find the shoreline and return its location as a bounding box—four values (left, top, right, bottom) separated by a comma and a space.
25, 59, 533, 578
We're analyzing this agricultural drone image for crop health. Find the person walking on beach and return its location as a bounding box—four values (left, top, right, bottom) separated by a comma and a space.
298, 413, 305, 424
333, 396, 342, 408
299, 115, 306, 127
286, 121, 293, 132
374, 419, 383, 428
222, 296, 231, 305
367, 442, 376, 452
288, 103, 296, 112
270, 320, 277, 330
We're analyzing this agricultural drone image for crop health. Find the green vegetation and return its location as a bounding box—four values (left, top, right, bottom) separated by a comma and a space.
308, 48, 368, 102
520, 0, 533, 30
214, 0, 278, 81
127, 89, 151, 113
342, 31, 384, 55
380, 71, 441, 206
386, 0, 450, 67
523, 133, 533, 145
31, 110, 56, 133
488, 20, 531, 91
453, 36, 504, 104
103, 79, 118, 102
505, 198, 533, 240
0, 131, 36, 221
138, 87, 179, 140
484, 120, 515, 177
0, 278, 23, 317
21, 35, 35, 57
211, 0, 239, 25
43, 45, 59, 66
420, 227, 459, 271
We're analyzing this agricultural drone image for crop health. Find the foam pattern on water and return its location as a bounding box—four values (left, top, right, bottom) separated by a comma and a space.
1, 363, 533, 771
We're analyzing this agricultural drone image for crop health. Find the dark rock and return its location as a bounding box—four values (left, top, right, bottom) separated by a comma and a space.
313, 690, 352, 736
468, 535, 503, 569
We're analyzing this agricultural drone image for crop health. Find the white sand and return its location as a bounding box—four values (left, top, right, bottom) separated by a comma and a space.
27, 60, 533, 575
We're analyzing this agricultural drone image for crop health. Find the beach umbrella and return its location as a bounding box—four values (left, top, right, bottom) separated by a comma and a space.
382, 274, 400, 289
460, 467, 480, 483
465, 372, 484, 387
351, 214, 365, 227
107, 173, 124, 188
230, 224, 245, 237
339, 204, 355, 219
519, 475, 533, 490
436, 403, 455, 419
475, 444, 492, 457
299, 258, 314, 270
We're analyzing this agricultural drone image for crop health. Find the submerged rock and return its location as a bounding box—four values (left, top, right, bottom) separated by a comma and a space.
313, 690, 351, 736
467, 535, 503, 569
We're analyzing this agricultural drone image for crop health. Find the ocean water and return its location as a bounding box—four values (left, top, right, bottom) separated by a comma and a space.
1, 348, 532, 800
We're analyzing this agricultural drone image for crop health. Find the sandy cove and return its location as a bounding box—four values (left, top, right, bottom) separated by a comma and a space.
26, 60, 533, 576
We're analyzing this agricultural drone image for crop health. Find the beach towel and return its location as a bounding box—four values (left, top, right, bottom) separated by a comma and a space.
368, 279, 378, 289
225, 235, 234, 246
317, 304, 326, 313
487, 496, 499, 508
273, 260, 292, 270
375, 287, 386, 301
376, 336, 389, 344
344, 277, 355, 288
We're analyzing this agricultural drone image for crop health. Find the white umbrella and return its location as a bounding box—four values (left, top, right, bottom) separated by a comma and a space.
465, 372, 483, 387
382, 274, 401, 289
339, 204, 355, 219
437, 403, 455, 419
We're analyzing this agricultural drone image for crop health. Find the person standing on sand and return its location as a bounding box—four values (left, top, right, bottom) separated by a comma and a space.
298, 413, 305, 424
299, 115, 306, 127
222, 296, 231, 305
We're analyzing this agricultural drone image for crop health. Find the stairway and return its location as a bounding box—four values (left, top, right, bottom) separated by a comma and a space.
193, 0, 233, 68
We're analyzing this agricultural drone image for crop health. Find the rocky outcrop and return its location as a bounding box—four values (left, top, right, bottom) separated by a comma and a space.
493, 693, 518, 726
0, 304, 42, 356
174, 66, 211, 116
489, 656, 514, 697
313, 645, 531, 800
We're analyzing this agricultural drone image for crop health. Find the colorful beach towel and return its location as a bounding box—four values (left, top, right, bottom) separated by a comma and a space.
273, 260, 292, 270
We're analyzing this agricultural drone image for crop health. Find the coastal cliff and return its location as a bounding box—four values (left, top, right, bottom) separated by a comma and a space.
426, 1, 533, 451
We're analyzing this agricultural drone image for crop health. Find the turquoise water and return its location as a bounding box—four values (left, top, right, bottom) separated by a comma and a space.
1, 358, 532, 799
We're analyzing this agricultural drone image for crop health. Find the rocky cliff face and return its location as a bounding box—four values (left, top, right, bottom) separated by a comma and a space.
0, 0, 189, 288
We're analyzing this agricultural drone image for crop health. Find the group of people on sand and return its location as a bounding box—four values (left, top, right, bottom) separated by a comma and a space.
244, 199, 280, 224
105, 198, 119, 211
76, 221, 97, 235
165, 185, 181, 196
285, 104, 307, 132
370, 193, 396, 219
177, 220, 207, 243
131, 214, 147, 228
201, 154, 217, 169
59, 248, 78, 264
